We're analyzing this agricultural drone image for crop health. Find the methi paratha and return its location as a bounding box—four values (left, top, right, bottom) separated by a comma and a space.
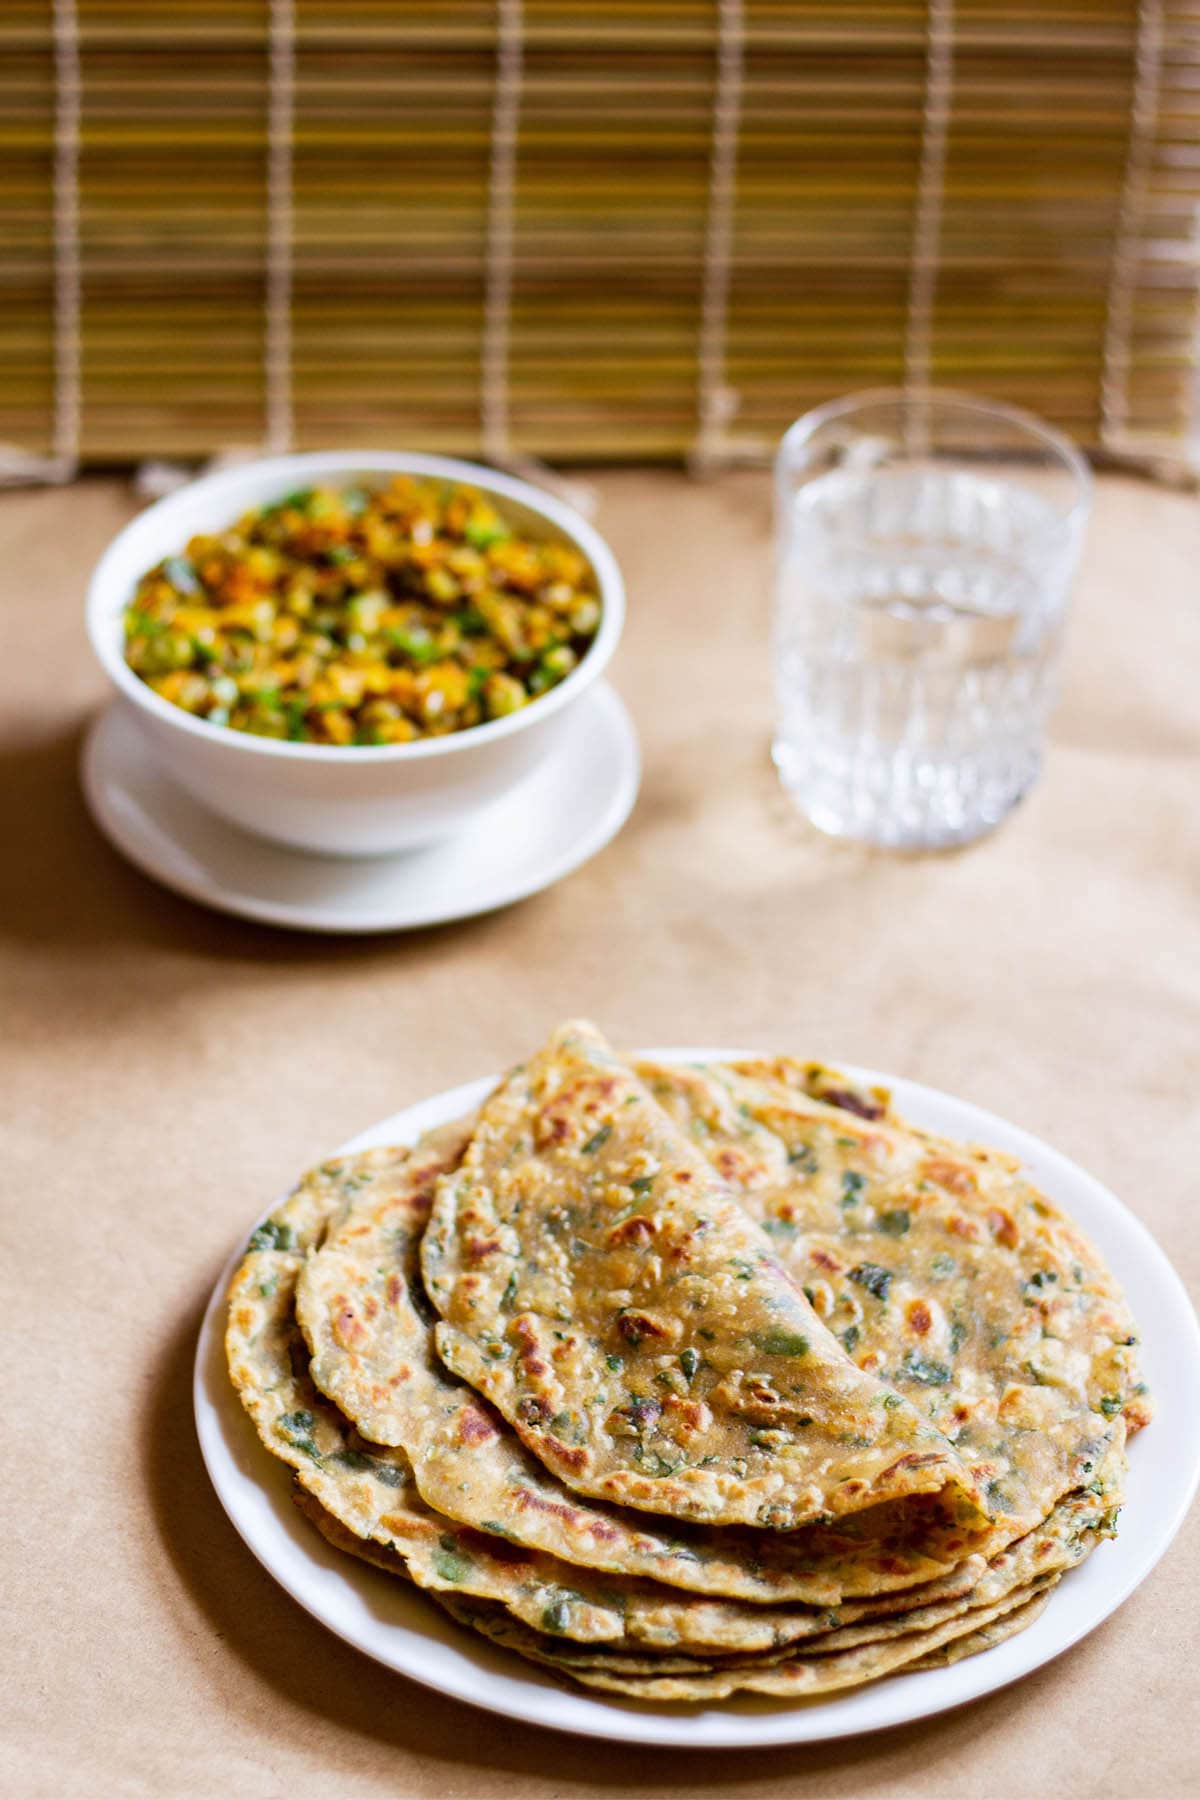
229, 1163, 993, 1653
904, 1590, 1053, 1670
226, 1162, 636, 1642
420, 1022, 987, 1530
642, 1058, 1145, 1541
290, 1494, 795, 1677
297, 1140, 991, 1605
293, 1495, 741, 1677
294, 1459, 1119, 1678
222, 1026, 1149, 1708
299, 1493, 1071, 1690
295, 1039, 1136, 1599
294, 1490, 1012, 1678
440, 1579, 1060, 1700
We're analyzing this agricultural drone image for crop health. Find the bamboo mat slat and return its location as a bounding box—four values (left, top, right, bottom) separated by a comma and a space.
2, 0, 1199, 473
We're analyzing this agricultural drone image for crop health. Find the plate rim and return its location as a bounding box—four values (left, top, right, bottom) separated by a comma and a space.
194, 1051, 1200, 1747
81, 680, 640, 934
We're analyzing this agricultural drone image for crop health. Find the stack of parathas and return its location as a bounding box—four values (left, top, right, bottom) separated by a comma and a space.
226, 1022, 1150, 1702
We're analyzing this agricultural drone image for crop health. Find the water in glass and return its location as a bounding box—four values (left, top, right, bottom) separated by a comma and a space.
773, 463, 1080, 849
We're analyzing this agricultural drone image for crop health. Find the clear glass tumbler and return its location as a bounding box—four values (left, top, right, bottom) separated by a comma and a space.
772, 389, 1091, 849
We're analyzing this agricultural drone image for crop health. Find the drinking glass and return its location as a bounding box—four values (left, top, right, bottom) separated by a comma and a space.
772, 389, 1091, 849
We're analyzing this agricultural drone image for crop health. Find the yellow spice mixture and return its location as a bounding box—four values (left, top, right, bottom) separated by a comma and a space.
123, 476, 602, 745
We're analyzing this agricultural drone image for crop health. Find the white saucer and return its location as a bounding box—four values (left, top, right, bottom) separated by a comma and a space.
80, 683, 639, 933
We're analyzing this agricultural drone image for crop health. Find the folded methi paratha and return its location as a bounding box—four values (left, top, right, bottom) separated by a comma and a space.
725, 1056, 1150, 1438
226, 1162, 642, 1642
290, 1448, 1118, 1678
641, 1058, 1145, 1541
420, 1022, 987, 1531
229, 1164, 990, 1652
296, 1046, 1136, 1585
440, 1578, 1060, 1700
294, 1489, 1016, 1680
297, 1139, 991, 1605
289, 1446, 1113, 1696
298, 1494, 1069, 1690
224, 1030, 1145, 1707
456, 1474, 1114, 1677
904, 1590, 1053, 1670
733, 1465, 1120, 1660
290, 1493, 802, 1677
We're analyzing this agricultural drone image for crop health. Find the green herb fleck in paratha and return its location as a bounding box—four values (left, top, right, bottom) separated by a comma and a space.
433, 1537, 474, 1583
248, 1218, 296, 1253
753, 1330, 810, 1358
330, 1448, 374, 1472
902, 1351, 952, 1386
541, 1596, 571, 1634
840, 1171, 866, 1207
276, 1410, 321, 1460
849, 1262, 893, 1301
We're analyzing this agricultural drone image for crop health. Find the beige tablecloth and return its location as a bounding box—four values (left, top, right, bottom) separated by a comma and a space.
2, 471, 1197, 1799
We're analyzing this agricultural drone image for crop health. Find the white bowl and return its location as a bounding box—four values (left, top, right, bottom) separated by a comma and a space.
86, 451, 626, 856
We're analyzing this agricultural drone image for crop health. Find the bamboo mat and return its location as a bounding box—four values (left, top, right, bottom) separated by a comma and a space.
2, 1, 1199, 475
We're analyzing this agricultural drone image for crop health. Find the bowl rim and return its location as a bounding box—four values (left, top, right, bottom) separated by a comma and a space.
85, 450, 625, 764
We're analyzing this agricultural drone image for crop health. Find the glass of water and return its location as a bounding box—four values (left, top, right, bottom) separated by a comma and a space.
772, 389, 1091, 849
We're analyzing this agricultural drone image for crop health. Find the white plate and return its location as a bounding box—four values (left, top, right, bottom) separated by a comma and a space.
81, 682, 639, 933
194, 1054, 1200, 1747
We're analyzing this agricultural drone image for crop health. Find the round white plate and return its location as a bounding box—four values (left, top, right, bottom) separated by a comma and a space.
194, 1054, 1200, 1747
81, 682, 639, 933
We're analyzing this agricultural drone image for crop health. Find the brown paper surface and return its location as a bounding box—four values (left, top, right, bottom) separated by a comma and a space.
1, 471, 1197, 1799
